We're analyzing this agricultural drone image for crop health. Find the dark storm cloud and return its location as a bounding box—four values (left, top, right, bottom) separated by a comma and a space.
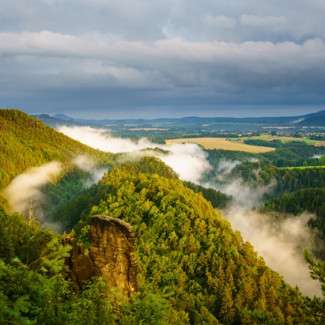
0, 0, 325, 116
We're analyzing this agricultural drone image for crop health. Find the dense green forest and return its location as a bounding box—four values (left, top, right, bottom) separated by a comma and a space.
0, 208, 116, 324
265, 188, 325, 239
41, 169, 104, 229
77, 158, 322, 324
206, 140, 325, 223
0, 109, 112, 188
207, 141, 325, 172
206, 154, 325, 240
1, 110, 325, 324
2, 158, 323, 324
262, 142, 325, 167
185, 182, 231, 209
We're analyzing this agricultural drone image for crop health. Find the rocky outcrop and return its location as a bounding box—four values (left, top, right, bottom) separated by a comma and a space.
68, 215, 137, 296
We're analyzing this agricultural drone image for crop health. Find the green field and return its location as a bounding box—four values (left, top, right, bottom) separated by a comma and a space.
278, 165, 325, 170
239, 134, 325, 146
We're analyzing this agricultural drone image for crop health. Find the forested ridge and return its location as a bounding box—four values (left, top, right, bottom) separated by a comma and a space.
78, 159, 319, 324
0, 111, 325, 324
0, 109, 112, 189
1, 158, 323, 324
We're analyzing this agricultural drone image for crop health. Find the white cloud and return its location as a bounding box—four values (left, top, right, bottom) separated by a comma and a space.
73, 155, 107, 184
57, 125, 211, 183
205, 15, 236, 29
240, 15, 287, 28
0, 30, 323, 64
58, 125, 154, 153
1, 30, 325, 114
1, 30, 325, 89
1, 1, 325, 112
2, 161, 62, 217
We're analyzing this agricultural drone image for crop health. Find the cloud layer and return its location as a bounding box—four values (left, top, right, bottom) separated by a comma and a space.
1, 1, 325, 116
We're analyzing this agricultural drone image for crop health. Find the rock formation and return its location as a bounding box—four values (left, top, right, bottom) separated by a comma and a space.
68, 215, 137, 296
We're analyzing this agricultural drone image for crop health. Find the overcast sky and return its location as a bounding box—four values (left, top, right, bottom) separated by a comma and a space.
1, 0, 325, 118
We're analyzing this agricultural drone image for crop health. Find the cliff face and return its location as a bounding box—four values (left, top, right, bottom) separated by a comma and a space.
69, 215, 137, 296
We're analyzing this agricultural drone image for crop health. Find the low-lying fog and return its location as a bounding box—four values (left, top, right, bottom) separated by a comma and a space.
2, 125, 321, 296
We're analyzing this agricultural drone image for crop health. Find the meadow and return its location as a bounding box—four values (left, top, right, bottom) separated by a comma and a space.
165, 137, 275, 153
278, 165, 325, 170
240, 134, 325, 146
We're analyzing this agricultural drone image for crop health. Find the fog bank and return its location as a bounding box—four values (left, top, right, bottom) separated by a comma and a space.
3, 162, 62, 223
209, 160, 321, 297
58, 125, 211, 183
57, 127, 321, 296
73, 155, 107, 184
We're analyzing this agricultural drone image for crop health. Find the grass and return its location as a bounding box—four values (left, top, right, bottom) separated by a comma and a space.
278, 165, 325, 170
240, 134, 325, 146
165, 137, 275, 153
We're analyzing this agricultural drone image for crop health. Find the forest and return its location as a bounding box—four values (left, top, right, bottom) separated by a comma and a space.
1, 159, 324, 324
0, 110, 325, 324
0, 110, 112, 189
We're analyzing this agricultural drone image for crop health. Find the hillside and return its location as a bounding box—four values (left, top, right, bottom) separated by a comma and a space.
299, 110, 325, 126
1, 157, 322, 323
0, 109, 112, 188
0, 112, 324, 323
51, 158, 316, 324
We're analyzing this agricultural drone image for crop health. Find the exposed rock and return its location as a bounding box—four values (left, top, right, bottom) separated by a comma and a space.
68, 215, 137, 296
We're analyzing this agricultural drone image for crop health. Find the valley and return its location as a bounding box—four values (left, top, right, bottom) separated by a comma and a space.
0, 109, 325, 324
2, 1, 325, 323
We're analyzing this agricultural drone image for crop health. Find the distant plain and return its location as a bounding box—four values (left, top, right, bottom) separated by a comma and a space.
165, 137, 275, 153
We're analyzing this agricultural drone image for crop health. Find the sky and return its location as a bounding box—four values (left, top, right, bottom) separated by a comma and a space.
1, 0, 325, 118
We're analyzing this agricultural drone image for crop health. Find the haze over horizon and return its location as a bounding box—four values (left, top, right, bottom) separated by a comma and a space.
33, 106, 324, 120
1, 1, 325, 117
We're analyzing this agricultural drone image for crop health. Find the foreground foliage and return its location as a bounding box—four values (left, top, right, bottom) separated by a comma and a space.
0, 208, 115, 324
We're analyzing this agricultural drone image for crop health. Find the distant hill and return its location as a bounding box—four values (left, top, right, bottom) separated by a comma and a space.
34, 113, 84, 127
35, 109, 325, 127
53, 113, 75, 121
298, 110, 325, 126
0, 109, 112, 188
